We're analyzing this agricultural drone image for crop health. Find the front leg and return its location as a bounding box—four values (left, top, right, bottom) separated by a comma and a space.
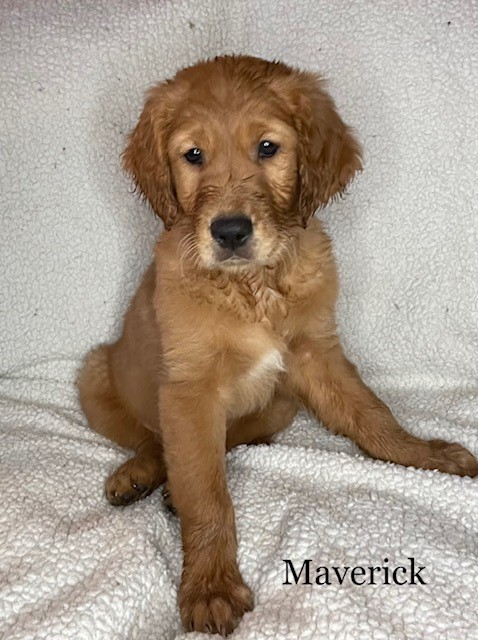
159, 383, 253, 635
287, 337, 478, 477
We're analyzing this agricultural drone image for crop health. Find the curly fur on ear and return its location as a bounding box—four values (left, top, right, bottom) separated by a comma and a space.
122, 83, 180, 230
286, 72, 363, 225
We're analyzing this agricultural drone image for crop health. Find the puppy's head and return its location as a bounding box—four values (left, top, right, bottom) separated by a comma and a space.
123, 56, 362, 270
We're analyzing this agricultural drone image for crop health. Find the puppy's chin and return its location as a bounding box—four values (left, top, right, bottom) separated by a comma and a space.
199, 244, 255, 271
203, 254, 255, 272
196, 242, 282, 272
199, 254, 263, 273
214, 244, 253, 261
208, 254, 280, 273
218, 256, 254, 269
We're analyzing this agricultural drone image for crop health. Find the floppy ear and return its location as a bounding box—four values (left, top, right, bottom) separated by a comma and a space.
122, 83, 179, 230
291, 72, 363, 225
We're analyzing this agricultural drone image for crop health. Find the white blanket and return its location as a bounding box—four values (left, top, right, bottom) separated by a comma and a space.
1, 1, 477, 638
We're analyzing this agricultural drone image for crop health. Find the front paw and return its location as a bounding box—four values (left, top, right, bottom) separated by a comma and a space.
179, 569, 253, 635
427, 440, 478, 477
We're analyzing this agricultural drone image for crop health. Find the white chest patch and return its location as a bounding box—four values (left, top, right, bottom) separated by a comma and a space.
247, 348, 285, 382
223, 347, 286, 421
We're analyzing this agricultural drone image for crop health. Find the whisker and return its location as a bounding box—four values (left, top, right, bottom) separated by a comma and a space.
178, 232, 198, 280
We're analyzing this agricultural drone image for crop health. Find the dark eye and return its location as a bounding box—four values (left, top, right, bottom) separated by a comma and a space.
184, 148, 203, 165
258, 140, 279, 159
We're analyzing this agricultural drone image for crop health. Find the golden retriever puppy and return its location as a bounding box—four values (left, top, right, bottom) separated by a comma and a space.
77, 55, 478, 634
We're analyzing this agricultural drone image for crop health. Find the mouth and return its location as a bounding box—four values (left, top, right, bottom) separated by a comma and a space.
212, 245, 254, 267
220, 254, 252, 266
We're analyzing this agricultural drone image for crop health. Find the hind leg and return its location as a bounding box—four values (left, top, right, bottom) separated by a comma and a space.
77, 345, 166, 505
104, 440, 166, 506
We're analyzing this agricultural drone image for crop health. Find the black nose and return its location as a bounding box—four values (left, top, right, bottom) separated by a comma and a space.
210, 215, 253, 251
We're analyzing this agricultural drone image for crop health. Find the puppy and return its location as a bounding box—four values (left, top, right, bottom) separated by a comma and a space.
77, 55, 478, 634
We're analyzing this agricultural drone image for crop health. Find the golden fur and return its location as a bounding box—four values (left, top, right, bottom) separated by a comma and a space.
77, 55, 478, 635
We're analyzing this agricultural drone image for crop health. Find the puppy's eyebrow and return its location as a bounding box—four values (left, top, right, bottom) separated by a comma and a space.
168, 129, 204, 154
246, 119, 296, 140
